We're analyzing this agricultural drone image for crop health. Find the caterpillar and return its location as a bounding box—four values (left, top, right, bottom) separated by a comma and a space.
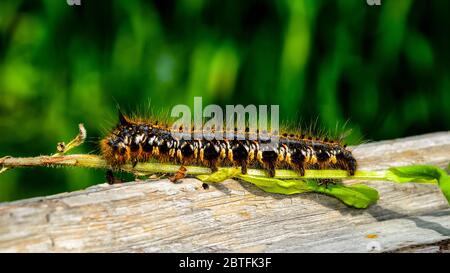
100, 110, 357, 181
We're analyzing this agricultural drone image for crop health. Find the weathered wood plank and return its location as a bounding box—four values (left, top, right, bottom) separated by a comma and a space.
0, 132, 449, 252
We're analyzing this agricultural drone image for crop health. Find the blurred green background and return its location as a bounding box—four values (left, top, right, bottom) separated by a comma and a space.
0, 0, 449, 202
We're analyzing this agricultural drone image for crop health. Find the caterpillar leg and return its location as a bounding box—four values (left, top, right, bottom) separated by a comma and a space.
230, 141, 249, 175
207, 160, 218, 173
265, 161, 276, 177
240, 160, 248, 175
289, 148, 306, 177
294, 163, 305, 176
202, 141, 221, 173
261, 151, 277, 177
347, 158, 357, 176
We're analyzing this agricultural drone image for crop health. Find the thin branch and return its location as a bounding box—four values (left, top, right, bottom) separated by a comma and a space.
0, 153, 387, 180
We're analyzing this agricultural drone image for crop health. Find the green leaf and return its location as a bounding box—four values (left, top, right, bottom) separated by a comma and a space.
387, 165, 450, 203
197, 168, 241, 183
196, 164, 449, 208
311, 182, 379, 209
238, 175, 378, 209
238, 175, 313, 195
439, 174, 450, 204
387, 165, 440, 183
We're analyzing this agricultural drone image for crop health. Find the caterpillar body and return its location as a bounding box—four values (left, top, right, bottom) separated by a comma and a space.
100, 111, 357, 178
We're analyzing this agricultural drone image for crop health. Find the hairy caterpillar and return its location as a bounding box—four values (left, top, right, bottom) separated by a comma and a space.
100, 110, 357, 181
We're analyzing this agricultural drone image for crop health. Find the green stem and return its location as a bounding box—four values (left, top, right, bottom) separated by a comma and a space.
1, 154, 388, 181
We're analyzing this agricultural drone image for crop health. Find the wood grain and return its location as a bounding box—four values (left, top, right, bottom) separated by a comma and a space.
0, 131, 449, 252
